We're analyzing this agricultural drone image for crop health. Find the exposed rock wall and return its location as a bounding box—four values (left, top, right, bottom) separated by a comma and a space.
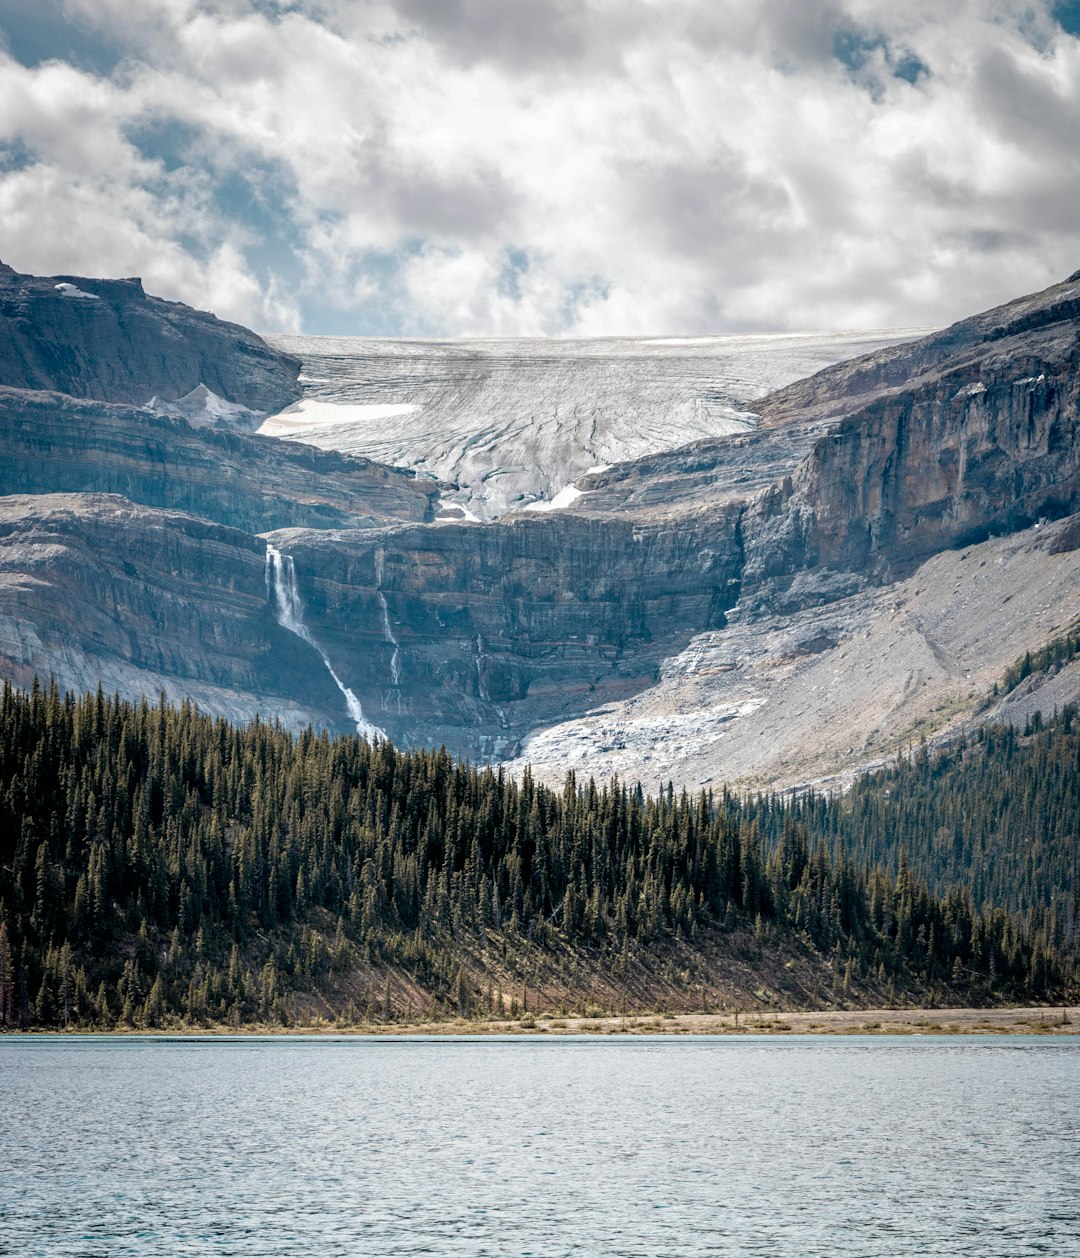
742, 309, 1080, 606
0, 494, 342, 729
0, 261, 301, 412
271, 507, 745, 750
759, 270, 1080, 428
0, 387, 438, 533
0, 266, 1077, 773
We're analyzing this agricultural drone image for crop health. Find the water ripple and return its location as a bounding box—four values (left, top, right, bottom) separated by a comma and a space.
1, 1035, 1078, 1257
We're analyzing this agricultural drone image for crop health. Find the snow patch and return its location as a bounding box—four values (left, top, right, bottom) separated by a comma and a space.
523, 484, 584, 512
437, 503, 482, 523
263, 327, 923, 520
147, 384, 259, 429
54, 282, 99, 299
514, 698, 768, 772
258, 398, 422, 437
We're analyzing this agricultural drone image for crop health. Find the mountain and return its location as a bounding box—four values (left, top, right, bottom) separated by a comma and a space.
0, 260, 300, 413
514, 269, 1080, 788
0, 263, 1078, 792
0, 263, 438, 731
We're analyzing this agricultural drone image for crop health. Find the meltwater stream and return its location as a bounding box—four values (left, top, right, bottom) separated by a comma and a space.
265, 544, 385, 740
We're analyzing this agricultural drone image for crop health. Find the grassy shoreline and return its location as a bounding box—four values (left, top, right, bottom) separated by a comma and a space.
7, 1006, 1077, 1037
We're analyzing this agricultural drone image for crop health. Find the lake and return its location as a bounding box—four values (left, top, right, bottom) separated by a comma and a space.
1, 1035, 1077, 1256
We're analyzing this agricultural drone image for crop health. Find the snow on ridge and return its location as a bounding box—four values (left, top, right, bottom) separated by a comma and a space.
437, 502, 482, 523
259, 398, 422, 437
54, 282, 99, 299
522, 484, 585, 513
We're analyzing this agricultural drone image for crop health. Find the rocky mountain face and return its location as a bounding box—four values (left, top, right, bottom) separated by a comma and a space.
0, 388, 437, 534
0, 261, 301, 413
743, 269, 1080, 603
0, 266, 441, 736
0, 494, 345, 731
270, 506, 744, 753
1, 264, 1077, 788
263, 271, 1079, 765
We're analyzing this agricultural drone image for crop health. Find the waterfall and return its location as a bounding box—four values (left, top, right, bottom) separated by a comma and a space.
375, 548, 404, 714
475, 634, 491, 703
376, 589, 401, 687
265, 544, 385, 741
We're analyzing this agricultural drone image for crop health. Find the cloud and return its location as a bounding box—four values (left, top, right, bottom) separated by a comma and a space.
0, 0, 1077, 334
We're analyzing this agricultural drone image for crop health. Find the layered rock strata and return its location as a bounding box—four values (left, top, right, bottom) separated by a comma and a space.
0, 261, 301, 412
0, 387, 438, 533
0, 494, 345, 729
1, 268, 1077, 783
268, 507, 744, 752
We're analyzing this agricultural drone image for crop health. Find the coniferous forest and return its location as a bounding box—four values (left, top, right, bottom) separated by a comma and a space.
0, 680, 1075, 1029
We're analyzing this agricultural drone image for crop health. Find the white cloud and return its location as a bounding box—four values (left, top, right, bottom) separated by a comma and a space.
0, 0, 1077, 334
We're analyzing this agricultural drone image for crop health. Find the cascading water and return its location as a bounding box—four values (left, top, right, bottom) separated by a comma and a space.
475, 634, 491, 703
375, 549, 404, 714
377, 592, 401, 687
376, 590, 404, 714
265, 543, 385, 740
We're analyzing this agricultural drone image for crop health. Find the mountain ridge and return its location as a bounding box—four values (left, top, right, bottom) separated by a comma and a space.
0, 266, 1077, 791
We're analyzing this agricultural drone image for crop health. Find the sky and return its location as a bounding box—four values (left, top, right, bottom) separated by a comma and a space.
0, 0, 1078, 336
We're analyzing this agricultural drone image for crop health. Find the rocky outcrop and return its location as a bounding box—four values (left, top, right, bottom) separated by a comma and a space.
0, 387, 438, 533
269, 507, 744, 751
571, 419, 833, 517
741, 277, 1080, 606
0, 261, 301, 413
280, 279, 1077, 750
509, 511, 1080, 793
758, 270, 1080, 429
0, 266, 1077, 774
0, 494, 342, 730
574, 270, 1080, 609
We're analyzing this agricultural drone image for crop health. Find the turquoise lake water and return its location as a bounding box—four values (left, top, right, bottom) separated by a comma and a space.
1, 1035, 1078, 1256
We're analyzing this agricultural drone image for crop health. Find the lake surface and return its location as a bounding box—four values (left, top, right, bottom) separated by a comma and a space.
1, 1035, 1078, 1257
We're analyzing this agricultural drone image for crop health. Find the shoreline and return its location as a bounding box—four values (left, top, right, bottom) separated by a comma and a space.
6, 1005, 1077, 1038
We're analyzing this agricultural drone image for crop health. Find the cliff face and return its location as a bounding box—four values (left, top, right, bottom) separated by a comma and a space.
741, 278, 1080, 606
0, 261, 301, 412
0, 494, 344, 730
0, 387, 438, 533
0, 266, 1077, 774
277, 273, 1077, 750
757, 269, 1080, 429
272, 507, 744, 751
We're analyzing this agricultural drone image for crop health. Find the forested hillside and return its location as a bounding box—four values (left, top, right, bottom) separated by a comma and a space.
0, 681, 1074, 1029
742, 712, 1079, 924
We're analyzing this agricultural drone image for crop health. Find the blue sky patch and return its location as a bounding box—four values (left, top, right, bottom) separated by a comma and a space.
833, 29, 929, 88
1055, 1, 1080, 37
0, 0, 123, 76
496, 248, 530, 302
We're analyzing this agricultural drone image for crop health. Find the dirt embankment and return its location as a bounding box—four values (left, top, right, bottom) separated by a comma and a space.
329, 1005, 1079, 1037
49, 1005, 1072, 1037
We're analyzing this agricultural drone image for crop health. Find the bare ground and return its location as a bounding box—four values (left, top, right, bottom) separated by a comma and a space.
359, 1005, 1078, 1036
39, 1005, 1077, 1036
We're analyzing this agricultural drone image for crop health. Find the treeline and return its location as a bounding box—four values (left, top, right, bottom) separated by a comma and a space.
737, 710, 1079, 926
994, 622, 1080, 698
0, 681, 1074, 1029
